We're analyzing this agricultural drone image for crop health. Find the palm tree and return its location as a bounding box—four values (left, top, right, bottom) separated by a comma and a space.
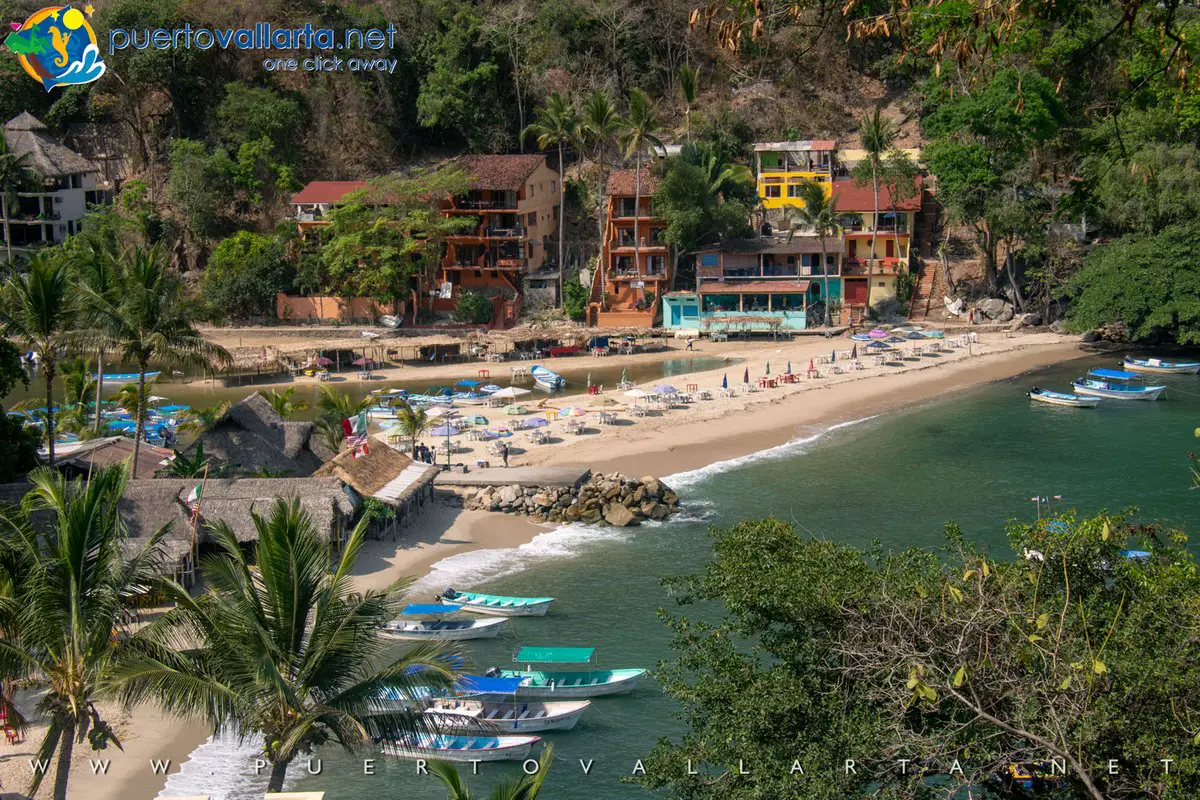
0, 137, 32, 264
580, 91, 623, 262
177, 401, 230, 436
111, 497, 460, 793
314, 384, 369, 452
786, 180, 842, 327
59, 357, 96, 417
0, 466, 167, 800
86, 245, 231, 478
678, 64, 699, 141
432, 743, 555, 799
880, 149, 921, 307
71, 240, 121, 433
164, 441, 223, 478
393, 400, 430, 456
264, 386, 308, 419
620, 89, 665, 301
0, 252, 79, 464
523, 93, 580, 306
682, 141, 754, 198
853, 107, 897, 319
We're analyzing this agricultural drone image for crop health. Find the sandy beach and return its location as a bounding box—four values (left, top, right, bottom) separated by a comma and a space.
4, 328, 1084, 800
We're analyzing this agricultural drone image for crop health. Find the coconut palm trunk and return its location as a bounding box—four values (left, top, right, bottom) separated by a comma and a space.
819, 235, 832, 327
132, 359, 149, 477
1, 194, 11, 264
557, 139, 566, 304
633, 152, 642, 292
43, 358, 56, 464
268, 760, 289, 793
52, 718, 75, 800
93, 350, 104, 433
866, 168, 879, 318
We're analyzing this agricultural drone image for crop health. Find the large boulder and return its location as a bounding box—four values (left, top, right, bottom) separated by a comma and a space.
498, 485, 521, 505
977, 298, 1012, 320
640, 476, 662, 496
995, 307, 1015, 323
603, 503, 637, 527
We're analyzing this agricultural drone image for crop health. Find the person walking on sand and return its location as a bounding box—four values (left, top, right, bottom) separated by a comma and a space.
501, 442, 510, 468
685, 337, 695, 351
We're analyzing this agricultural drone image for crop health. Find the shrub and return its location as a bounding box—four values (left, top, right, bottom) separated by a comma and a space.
562, 276, 590, 321
455, 291, 493, 324
202, 231, 294, 321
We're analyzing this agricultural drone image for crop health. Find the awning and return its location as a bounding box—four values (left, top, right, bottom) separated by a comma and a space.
456, 675, 524, 695
515, 646, 595, 663
373, 464, 439, 505
402, 604, 461, 615
698, 281, 811, 294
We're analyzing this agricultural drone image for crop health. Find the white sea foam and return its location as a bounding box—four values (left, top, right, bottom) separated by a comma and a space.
409, 522, 631, 595
662, 415, 877, 491
158, 733, 292, 800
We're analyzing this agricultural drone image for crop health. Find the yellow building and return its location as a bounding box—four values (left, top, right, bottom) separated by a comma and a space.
754, 140, 838, 211
830, 177, 924, 316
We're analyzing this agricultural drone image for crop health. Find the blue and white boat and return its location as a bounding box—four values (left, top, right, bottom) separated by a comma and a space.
1121, 356, 1200, 375
530, 364, 566, 392
380, 605, 508, 641
440, 588, 554, 617
371, 674, 591, 733
90, 371, 160, 384
1071, 369, 1166, 401
381, 733, 541, 762
1028, 387, 1100, 408
488, 646, 647, 699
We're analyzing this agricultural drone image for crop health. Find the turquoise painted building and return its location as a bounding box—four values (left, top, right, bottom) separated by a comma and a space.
664, 236, 842, 332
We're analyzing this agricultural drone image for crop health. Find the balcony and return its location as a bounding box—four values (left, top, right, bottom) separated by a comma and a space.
842, 258, 905, 276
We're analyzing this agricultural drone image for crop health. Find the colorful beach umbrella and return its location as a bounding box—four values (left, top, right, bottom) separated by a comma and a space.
352, 357, 376, 367
654, 384, 678, 394
559, 406, 587, 417
866, 340, 890, 350
522, 417, 549, 429
868, 329, 888, 339
429, 425, 461, 437
309, 356, 333, 366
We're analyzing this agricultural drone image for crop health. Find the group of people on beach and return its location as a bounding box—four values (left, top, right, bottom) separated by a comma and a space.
412, 444, 437, 464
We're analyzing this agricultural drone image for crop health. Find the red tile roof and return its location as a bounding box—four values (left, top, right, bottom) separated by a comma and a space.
291, 181, 368, 205
699, 280, 811, 294
830, 177, 923, 212
456, 155, 547, 190
607, 168, 660, 197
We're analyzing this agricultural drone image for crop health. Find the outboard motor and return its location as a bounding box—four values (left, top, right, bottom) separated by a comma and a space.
441, 586, 457, 600
484, 666, 501, 678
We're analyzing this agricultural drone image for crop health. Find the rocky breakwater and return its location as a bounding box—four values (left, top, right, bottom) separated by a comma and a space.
463, 473, 680, 527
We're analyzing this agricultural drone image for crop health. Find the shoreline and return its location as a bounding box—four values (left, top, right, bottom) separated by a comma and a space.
88, 333, 1086, 800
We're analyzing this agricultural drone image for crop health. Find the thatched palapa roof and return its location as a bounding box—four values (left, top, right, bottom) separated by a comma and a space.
190, 393, 333, 476
313, 437, 411, 497
4, 113, 99, 178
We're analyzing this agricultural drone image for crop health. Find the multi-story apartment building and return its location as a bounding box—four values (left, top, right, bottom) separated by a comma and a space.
830, 177, 923, 316
437, 155, 560, 313
754, 140, 838, 215
588, 168, 672, 328
1, 113, 110, 258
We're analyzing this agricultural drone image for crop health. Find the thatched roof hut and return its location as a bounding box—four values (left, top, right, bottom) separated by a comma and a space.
189, 393, 334, 476
313, 439, 440, 508
313, 437, 411, 496
187, 477, 357, 544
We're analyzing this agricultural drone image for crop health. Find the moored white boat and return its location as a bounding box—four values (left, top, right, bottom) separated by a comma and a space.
440, 588, 554, 617
91, 371, 161, 384
530, 364, 566, 391
423, 698, 591, 732
381, 734, 540, 762
492, 668, 647, 698
1071, 369, 1165, 401
1028, 388, 1100, 408
1122, 357, 1200, 375
380, 604, 508, 641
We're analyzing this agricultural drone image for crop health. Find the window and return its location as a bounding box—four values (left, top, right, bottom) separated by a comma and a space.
765, 186, 781, 198
551, 181, 557, 194
70, 174, 81, 189
877, 281, 886, 287
527, 212, 536, 226
787, 185, 802, 198
700, 254, 719, 267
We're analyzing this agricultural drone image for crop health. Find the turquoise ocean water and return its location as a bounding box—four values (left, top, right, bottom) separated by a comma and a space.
160, 354, 1200, 799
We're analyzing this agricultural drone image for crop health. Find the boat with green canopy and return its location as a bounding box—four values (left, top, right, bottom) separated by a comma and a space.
439, 587, 555, 617
484, 646, 647, 699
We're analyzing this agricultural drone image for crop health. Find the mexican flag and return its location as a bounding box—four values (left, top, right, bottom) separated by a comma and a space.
186, 483, 202, 508
342, 410, 367, 438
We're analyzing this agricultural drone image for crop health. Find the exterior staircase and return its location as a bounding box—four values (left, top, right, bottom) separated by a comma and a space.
909, 188, 942, 321
908, 264, 937, 321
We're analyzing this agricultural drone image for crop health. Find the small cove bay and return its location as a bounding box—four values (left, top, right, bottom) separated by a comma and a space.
161, 355, 1200, 799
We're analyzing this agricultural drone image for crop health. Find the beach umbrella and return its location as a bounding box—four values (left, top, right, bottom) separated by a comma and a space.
654, 384, 678, 394
765, 361, 770, 375
491, 386, 531, 399
866, 340, 890, 350
456, 379, 482, 387
868, 329, 888, 339
885, 336, 907, 344
503, 404, 527, 415
624, 388, 649, 399
442, 388, 454, 398
906, 331, 925, 340
463, 414, 488, 426
620, 367, 628, 384
831, 349, 836, 362
851, 344, 858, 359
352, 357, 376, 367
309, 356, 333, 367
522, 417, 549, 429
743, 368, 749, 384
429, 424, 461, 437
586, 372, 592, 388
808, 358, 815, 374
559, 406, 587, 417
721, 374, 728, 389
786, 361, 792, 375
